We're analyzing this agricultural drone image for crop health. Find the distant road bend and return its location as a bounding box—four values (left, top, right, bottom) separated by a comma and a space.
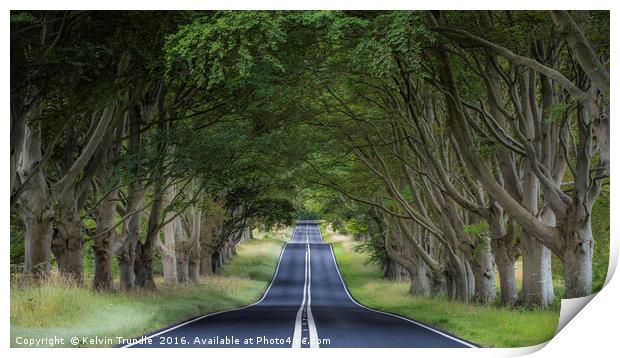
122, 221, 476, 348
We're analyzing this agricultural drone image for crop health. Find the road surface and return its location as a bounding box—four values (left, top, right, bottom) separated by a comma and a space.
123, 221, 475, 348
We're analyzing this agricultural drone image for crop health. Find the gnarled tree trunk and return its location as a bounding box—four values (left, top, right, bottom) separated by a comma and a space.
118, 104, 145, 290
491, 232, 518, 305
17, 121, 53, 278
92, 186, 121, 291
471, 236, 496, 304
408, 260, 431, 297
386, 259, 409, 282
561, 209, 594, 298
520, 232, 554, 306
118, 209, 140, 290
52, 189, 84, 283
21, 203, 53, 278
135, 180, 164, 289
200, 253, 213, 276
520, 163, 554, 306
160, 216, 179, 285
176, 251, 189, 283
188, 245, 201, 283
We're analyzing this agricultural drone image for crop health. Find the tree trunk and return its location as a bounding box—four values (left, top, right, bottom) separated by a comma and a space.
384, 258, 395, 279
200, 253, 213, 276
444, 268, 457, 300
92, 230, 115, 291
520, 233, 554, 306
188, 205, 202, 283
135, 198, 162, 289
199, 212, 218, 277
447, 257, 470, 302
408, 260, 431, 297
472, 237, 497, 304
22, 207, 53, 278
386, 259, 409, 282
188, 236, 201, 283
175, 212, 190, 283
188, 250, 201, 283
520, 162, 554, 306
10, 97, 31, 196
215, 249, 224, 272
465, 259, 475, 301
223, 243, 233, 263
135, 241, 156, 289
92, 186, 119, 291
159, 216, 178, 285
161, 250, 178, 284
51, 191, 83, 283
118, 210, 140, 290
430, 270, 447, 297
561, 219, 594, 298
241, 227, 253, 242
118, 105, 144, 291
17, 121, 54, 278
134, 176, 164, 289
176, 252, 189, 283
491, 236, 518, 305
211, 251, 220, 273
92, 238, 114, 291
393, 262, 409, 282
134, 97, 167, 289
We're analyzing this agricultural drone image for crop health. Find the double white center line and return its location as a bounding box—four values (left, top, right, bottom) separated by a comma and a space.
292, 230, 319, 348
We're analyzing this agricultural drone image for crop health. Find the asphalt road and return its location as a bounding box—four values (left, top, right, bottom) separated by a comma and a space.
123, 221, 475, 348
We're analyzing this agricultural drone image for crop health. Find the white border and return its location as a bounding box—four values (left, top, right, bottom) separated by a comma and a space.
4, 4, 618, 358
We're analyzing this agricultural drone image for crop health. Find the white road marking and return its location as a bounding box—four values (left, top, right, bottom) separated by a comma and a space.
320, 227, 477, 348
292, 233, 320, 348
292, 248, 309, 348
306, 241, 319, 348
121, 227, 294, 348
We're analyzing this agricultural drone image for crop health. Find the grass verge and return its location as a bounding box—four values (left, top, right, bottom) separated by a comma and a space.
322, 228, 560, 348
10, 229, 290, 347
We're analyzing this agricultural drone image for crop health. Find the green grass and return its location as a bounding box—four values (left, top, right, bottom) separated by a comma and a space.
323, 229, 560, 348
10, 230, 290, 347
591, 190, 610, 292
